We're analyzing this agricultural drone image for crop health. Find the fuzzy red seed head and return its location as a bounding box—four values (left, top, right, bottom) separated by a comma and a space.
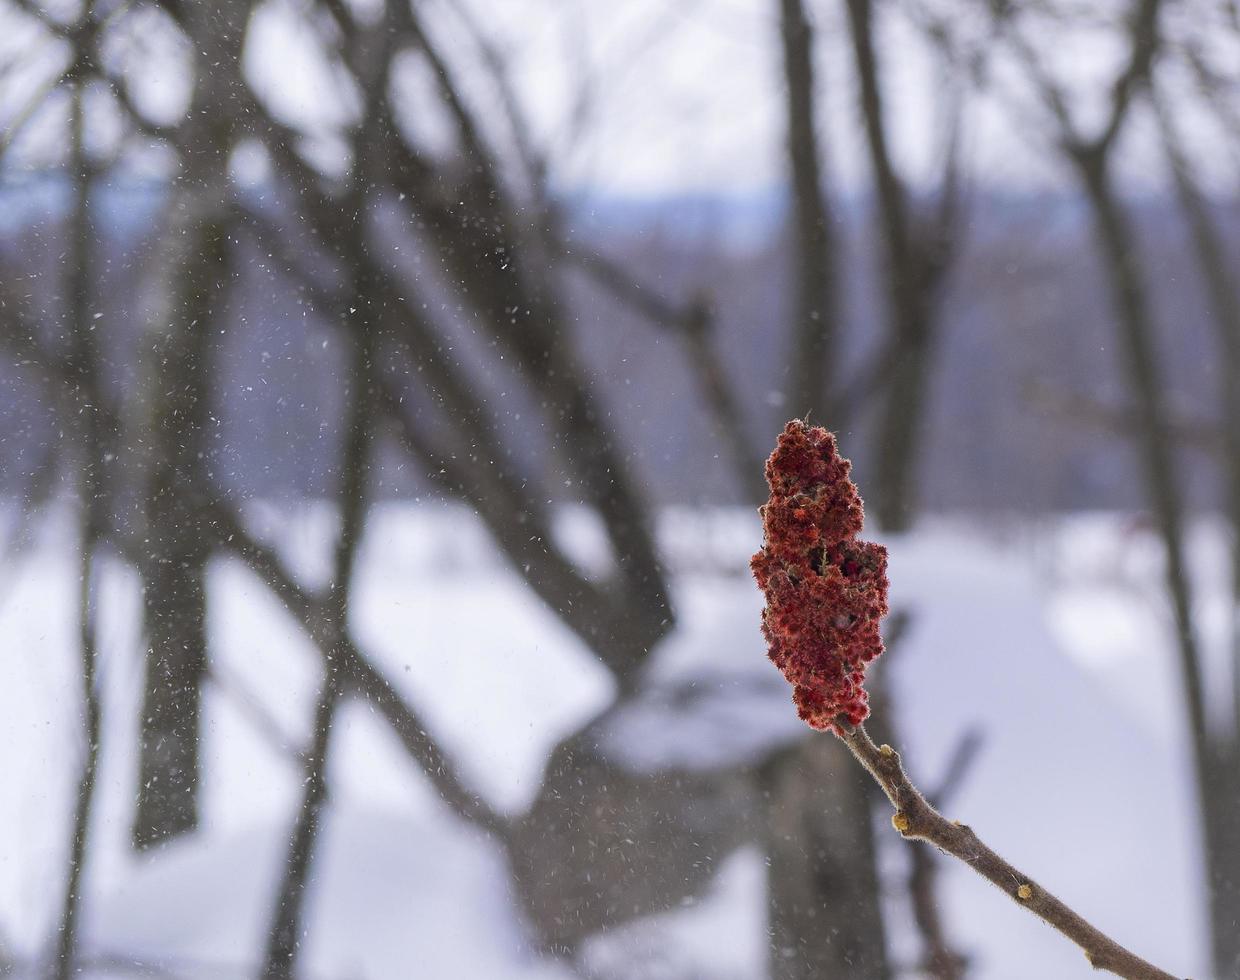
751, 420, 888, 733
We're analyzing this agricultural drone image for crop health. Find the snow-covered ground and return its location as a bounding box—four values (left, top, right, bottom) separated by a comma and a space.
0, 503, 1222, 978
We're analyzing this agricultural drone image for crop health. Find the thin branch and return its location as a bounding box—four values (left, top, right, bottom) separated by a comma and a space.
845, 0, 910, 268
263, 234, 375, 977
998, 0, 1162, 162
437, 0, 549, 199
836, 723, 1182, 980
1024, 380, 1222, 455
99, 68, 180, 144
51, 69, 103, 980
928, 729, 983, 808
206, 664, 308, 767
903, 730, 983, 980
823, 330, 905, 424
566, 245, 697, 328
564, 245, 763, 497
202, 500, 509, 841
0, 60, 72, 160
1004, 19, 1084, 149
1093, 0, 1162, 156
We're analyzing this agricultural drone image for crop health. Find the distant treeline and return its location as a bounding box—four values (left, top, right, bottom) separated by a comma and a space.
0, 177, 1229, 513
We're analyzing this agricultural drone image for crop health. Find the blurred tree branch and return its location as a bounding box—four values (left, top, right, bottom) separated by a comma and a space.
844, 0, 968, 531
986, 0, 1240, 972
563, 244, 764, 499
263, 220, 379, 980
51, 64, 104, 980
1149, 80, 1240, 737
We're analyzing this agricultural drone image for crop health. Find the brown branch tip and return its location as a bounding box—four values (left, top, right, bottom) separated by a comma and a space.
751, 420, 1186, 980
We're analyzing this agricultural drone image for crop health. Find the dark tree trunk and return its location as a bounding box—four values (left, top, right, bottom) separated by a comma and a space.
1153, 101, 1240, 977
132, 219, 225, 850
52, 75, 104, 980
1077, 152, 1240, 978
130, 0, 251, 850
843, 0, 946, 533
765, 737, 889, 980
134, 534, 210, 848
869, 316, 933, 532
263, 257, 376, 979
1201, 754, 1240, 978
779, 0, 837, 423
508, 716, 762, 955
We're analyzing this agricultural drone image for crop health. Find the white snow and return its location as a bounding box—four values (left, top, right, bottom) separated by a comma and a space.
0, 503, 1216, 978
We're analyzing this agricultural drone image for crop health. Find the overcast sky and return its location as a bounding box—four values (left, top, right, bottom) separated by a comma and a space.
2, 0, 1235, 199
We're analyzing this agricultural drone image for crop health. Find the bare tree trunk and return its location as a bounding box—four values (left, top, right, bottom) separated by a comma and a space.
263, 246, 376, 979
51, 73, 103, 980
869, 320, 934, 532
131, 0, 250, 850
132, 220, 225, 849
1080, 156, 1207, 782
779, 0, 836, 422
764, 737, 889, 980
1075, 151, 1240, 976
1153, 94, 1240, 722
1152, 92, 1240, 980
843, 0, 946, 532
766, 8, 890, 970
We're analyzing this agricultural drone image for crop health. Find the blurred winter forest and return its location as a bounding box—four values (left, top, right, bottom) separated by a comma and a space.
2, 0, 1240, 977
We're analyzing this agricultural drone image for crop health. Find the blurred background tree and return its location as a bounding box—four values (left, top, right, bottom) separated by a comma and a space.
1, 0, 1239, 978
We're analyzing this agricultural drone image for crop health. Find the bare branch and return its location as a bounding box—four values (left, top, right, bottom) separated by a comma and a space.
564, 245, 763, 497
203, 501, 509, 841
1093, 0, 1163, 155
264, 297, 375, 975
998, 0, 1163, 161
837, 723, 1182, 980
206, 664, 308, 767
0, 60, 72, 160
438, 0, 550, 198
928, 729, 983, 807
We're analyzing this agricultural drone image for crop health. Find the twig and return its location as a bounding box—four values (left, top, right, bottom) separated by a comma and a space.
835, 722, 1184, 980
